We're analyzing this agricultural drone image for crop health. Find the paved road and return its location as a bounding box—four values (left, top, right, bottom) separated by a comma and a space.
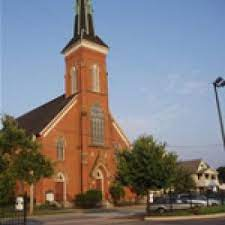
28, 212, 225, 225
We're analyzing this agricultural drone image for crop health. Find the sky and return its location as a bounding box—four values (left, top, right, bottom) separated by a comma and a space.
1, 0, 225, 168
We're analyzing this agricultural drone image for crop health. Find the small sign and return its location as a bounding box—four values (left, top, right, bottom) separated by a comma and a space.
15, 196, 24, 211
46, 192, 55, 202
149, 193, 154, 203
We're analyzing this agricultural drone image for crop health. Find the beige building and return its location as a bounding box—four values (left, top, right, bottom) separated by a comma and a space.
179, 159, 220, 192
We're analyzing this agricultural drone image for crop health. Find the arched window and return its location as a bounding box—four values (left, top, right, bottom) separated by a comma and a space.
91, 105, 104, 146
92, 64, 100, 92
71, 66, 77, 94
56, 138, 65, 161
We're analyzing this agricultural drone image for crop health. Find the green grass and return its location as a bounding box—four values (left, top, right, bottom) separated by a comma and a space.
150, 205, 225, 217
196, 205, 225, 215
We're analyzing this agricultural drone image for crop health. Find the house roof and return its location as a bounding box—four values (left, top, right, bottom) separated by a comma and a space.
17, 94, 75, 135
178, 159, 203, 174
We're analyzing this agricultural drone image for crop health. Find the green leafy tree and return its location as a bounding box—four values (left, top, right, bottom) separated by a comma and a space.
116, 135, 178, 214
0, 115, 54, 214
173, 167, 196, 193
109, 182, 125, 205
217, 167, 225, 184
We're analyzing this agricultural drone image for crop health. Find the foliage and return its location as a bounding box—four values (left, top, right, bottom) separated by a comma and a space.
217, 167, 225, 184
116, 135, 178, 213
173, 167, 196, 193
116, 135, 178, 195
0, 115, 54, 205
0, 172, 15, 205
37, 201, 59, 210
74, 189, 102, 208
109, 183, 125, 204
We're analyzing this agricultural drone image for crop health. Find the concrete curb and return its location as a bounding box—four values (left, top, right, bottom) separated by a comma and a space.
144, 213, 225, 221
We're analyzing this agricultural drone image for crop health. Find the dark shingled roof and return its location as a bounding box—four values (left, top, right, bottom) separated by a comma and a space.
178, 159, 202, 174
61, 35, 108, 54
17, 94, 75, 135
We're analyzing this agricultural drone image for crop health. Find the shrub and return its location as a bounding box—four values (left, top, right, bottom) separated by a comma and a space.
109, 183, 125, 205
37, 201, 58, 210
74, 189, 102, 208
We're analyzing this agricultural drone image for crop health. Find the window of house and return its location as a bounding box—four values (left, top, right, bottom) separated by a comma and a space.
205, 173, 209, 179
91, 104, 104, 146
56, 138, 65, 161
92, 64, 100, 92
71, 66, 77, 94
198, 173, 202, 180
212, 175, 216, 180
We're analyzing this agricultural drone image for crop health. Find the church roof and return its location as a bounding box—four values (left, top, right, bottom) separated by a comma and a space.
17, 94, 75, 135
62, 0, 108, 54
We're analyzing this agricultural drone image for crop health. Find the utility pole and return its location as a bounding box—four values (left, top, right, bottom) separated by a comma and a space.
213, 77, 225, 151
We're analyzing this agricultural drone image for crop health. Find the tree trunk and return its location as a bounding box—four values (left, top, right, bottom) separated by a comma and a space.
146, 190, 151, 215
29, 184, 34, 215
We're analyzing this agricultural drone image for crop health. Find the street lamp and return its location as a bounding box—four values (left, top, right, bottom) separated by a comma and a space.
213, 77, 225, 151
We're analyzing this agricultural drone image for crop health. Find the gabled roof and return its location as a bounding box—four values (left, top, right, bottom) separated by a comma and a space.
178, 159, 203, 174
17, 94, 75, 135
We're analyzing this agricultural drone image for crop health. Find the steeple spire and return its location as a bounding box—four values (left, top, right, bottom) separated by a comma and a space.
74, 0, 95, 37
61, 0, 108, 54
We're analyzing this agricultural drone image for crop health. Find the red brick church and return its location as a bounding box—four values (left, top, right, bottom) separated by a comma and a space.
17, 0, 130, 205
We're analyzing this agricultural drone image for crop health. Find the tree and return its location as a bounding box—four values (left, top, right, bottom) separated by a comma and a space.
173, 167, 196, 193
116, 135, 178, 214
217, 167, 225, 184
0, 115, 54, 214
109, 182, 125, 205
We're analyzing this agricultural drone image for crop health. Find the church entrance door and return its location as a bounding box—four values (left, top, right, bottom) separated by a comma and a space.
95, 169, 104, 199
55, 182, 63, 202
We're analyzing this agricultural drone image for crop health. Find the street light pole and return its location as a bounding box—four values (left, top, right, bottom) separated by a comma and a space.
213, 79, 225, 151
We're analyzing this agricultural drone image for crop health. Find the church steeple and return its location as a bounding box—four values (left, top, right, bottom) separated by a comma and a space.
74, 0, 95, 37
62, 0, 108, 54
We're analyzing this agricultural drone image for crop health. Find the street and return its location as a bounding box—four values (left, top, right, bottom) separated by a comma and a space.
27, 211, 225, 225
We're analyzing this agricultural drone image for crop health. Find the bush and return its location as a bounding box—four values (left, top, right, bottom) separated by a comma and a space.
74, 189, 102, 209
109, 183, 125, 205
37, 201, 59, 210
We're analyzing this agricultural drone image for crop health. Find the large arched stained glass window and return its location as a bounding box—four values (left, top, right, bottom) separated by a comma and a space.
71, 66, 77, 94
91, 105, 104, 146
92, 64, 100, 92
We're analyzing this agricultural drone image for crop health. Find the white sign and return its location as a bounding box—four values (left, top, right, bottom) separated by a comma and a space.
46, 192, 55, 202
149, 193, 154, 203
15, 197, 24, 211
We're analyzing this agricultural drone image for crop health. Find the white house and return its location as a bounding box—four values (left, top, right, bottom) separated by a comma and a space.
179, 159, 220, 192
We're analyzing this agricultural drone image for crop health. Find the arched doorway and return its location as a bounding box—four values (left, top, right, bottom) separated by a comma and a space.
55, 173, 66, 203
95, 169, 104, 194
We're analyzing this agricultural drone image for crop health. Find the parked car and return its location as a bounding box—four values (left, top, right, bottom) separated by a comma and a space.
150, 197, 192, 214
178, 194, 207, 206
178, 194, 221, 206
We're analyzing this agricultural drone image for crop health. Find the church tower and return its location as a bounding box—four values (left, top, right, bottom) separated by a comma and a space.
62, 0, 111, 194
62, 0, 109, 98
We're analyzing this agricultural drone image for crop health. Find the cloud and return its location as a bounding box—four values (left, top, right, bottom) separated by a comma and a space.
165, 73, 208, 96
178, 80, 208, 95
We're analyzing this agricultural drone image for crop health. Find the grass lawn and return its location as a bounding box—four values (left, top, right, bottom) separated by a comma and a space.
197, 205, 225, 215
150, 205, 225, 217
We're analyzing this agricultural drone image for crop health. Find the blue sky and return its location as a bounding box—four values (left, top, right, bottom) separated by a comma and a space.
1, 0, 225, 167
